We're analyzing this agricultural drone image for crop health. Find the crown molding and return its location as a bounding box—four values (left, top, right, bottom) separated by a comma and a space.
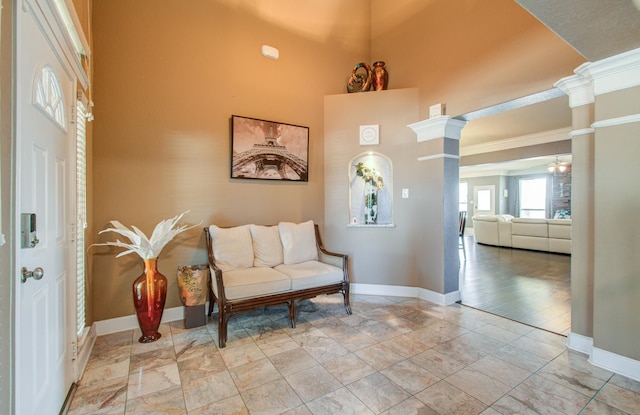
585, 47, 640, 96
569, 127, 596, 138
592, 113, 640, 129
408, 116, 468, 142
417, 153, 460, 162
556, 47, 640, 106
460, 128, 571, 157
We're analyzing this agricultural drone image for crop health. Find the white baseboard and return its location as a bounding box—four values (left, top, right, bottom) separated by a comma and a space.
351, 283, 460, 306
591, 347, 640, 382
419, 287, 461, 305
567, 331, 593, 355
567, 331, 640, 382
75, 324, 97, 381
95, 306, 186, 336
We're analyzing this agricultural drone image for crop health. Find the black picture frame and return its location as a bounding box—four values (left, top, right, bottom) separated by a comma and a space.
230, 115, 309, 181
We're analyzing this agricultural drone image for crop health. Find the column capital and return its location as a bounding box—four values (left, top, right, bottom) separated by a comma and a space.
555, 62, 595, 108
556, 47, 640, 107
407, 116, 467, 142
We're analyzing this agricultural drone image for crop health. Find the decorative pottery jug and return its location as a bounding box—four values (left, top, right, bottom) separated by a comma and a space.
347, 62, 372, 93
132, 258, 167, 343
371, 61, 388, 91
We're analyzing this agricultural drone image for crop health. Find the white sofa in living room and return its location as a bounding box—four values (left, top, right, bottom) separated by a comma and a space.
471, 214, 514, 247
472, 215, 571, 254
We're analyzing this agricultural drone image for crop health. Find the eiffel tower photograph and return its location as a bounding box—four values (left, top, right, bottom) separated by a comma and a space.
231, 115, 309, 181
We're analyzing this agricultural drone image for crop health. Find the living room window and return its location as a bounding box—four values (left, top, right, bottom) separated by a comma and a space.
519, 177, 547, 218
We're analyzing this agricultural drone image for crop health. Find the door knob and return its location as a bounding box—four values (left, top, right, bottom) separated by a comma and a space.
21, 267, 44, 283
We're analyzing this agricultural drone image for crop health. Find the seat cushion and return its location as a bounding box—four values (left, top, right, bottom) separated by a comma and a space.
278, 221, 319, 265
511, 218, 548, 237
222, 267, 291, 300
275, 261, 343, 290
548, 220, 572, 239
250, 225, 284, 267
209, 225, 254, 272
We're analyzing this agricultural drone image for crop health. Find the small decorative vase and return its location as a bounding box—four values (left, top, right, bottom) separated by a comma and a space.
371, 61, 388, 91
133, 258, 167, 343
364, 181, 379, 224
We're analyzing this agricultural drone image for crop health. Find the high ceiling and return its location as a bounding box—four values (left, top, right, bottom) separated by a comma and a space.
516, 0, 640, 62
459, 0, 640, 173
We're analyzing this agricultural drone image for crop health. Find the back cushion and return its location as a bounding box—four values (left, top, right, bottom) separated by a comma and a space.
208, 225, 254, 272
278, 221, 319, 265
249, 225, 284, 267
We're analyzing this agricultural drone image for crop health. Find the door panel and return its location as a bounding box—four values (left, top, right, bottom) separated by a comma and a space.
473, 185, 495, 217
16, 2, 75, 413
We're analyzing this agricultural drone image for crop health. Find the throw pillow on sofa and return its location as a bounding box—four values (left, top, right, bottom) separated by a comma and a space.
209, 225, 254, 272
249, 225, 284, 267
278, 220, 319, 265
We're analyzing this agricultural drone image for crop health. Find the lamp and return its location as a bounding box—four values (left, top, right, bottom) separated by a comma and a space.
548, 157, 567, 173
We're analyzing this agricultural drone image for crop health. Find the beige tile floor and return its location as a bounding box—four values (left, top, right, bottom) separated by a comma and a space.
69, 294, 640, 414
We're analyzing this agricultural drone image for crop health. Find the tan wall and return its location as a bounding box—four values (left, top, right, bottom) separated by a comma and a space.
370, 0, 585, 118
593, 89, 640, 360
324, 88, 424, 288
90, 0, 370, 320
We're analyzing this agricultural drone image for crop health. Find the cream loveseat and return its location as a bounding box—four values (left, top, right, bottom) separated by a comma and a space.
204, 220, 351, 348
472, 215, 571, 254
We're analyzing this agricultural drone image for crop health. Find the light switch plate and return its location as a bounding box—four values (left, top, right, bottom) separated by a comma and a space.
402, 188, 409, 198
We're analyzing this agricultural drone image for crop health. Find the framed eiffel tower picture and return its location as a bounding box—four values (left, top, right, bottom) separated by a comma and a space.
230, 115, 309, 181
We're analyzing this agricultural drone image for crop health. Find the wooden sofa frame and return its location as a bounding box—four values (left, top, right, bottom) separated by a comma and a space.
204, 224, 352, 348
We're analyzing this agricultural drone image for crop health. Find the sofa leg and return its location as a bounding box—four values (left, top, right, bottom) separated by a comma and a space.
343, 290, 352, 315
288, 300, 297, 328
218, 307, 229, 348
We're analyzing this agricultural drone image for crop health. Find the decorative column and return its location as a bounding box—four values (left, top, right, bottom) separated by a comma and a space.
555, 65, 595, 353
556, 47, 640, 379
408, 116, 467, 304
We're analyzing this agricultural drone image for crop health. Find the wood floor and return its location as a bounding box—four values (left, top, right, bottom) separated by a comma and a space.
459, 235, 571, 336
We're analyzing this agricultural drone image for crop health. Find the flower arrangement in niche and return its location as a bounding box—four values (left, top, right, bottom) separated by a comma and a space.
94, 211, 200, 343
354, 162, 384, 224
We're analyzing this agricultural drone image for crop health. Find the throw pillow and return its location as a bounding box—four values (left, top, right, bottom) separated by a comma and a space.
278, 220, 318, 265
249, 225, 284, 267
208, 225, 254, 272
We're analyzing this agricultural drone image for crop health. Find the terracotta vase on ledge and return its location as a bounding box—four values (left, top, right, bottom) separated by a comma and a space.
133, 258, 167, 343
371, 61, 388, 91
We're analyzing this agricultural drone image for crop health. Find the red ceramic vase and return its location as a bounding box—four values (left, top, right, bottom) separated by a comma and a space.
371, 61, 388, 91
132, 258, 167, 343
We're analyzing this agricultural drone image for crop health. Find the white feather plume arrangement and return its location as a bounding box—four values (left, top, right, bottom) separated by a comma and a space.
94, 211, 201, 260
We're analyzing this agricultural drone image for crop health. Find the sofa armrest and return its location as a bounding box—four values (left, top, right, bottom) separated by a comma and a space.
204, 227, 227, 302
314, 224, 350, 283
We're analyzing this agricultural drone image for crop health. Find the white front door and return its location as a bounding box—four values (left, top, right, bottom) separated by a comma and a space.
16, 3, 76, 414
473, 185, 495, 217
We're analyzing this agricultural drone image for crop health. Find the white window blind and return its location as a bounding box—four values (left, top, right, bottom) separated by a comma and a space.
75, 100, 88, 338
